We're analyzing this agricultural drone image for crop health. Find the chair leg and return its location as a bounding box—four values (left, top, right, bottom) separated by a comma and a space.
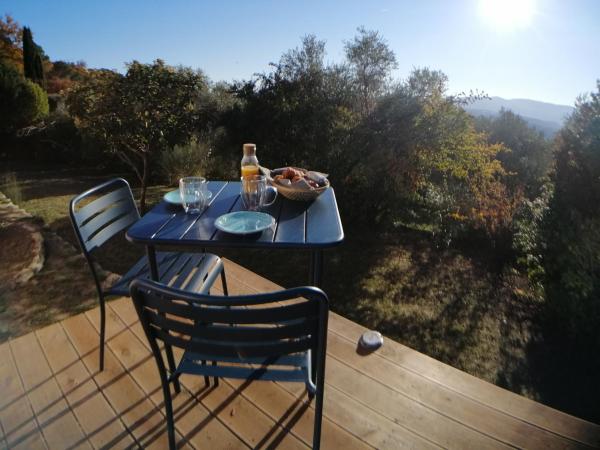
220, 269, 229, 296
99, 295, 106, 372
212, 360, 219, 386
202, 360, 209, 387
313, 387, 324, 450
165, 346, 181, 394
162, 377, 177, 450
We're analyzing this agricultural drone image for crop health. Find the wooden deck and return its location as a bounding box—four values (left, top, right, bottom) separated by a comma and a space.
1, 259, 599, 450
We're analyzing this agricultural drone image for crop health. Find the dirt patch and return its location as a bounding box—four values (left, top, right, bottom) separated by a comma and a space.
0, 222, 44, 287
0, 191, 115, 342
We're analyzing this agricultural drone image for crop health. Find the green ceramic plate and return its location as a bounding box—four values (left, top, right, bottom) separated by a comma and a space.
215, 211, 275, 235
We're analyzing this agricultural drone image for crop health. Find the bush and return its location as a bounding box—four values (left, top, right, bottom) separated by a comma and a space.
0, 62, 49, 132
159, 138, 212, 186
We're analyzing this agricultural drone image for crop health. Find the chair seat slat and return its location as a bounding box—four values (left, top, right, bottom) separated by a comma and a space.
176, 359, 308, 382
182, 256, 222, 293
145, 294, 319, 324
182, 350, 309, 367
106, 252, 176, 296
168, 254, 208, 290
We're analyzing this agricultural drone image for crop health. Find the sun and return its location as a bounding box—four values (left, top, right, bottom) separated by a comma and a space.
478, 0, 536, 31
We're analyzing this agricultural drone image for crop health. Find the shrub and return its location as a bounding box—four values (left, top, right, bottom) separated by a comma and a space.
160, 138, 212, 186
0, 62, 48, 132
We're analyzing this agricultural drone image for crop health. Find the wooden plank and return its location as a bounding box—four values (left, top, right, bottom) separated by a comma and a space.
325, 331, 588, 449
322, 356, 508, 449
0, 342, 47, 450
35, 323, 136, 449
220, 262, 483, 449
9, 333, 91, 449
61, 313, 188, 449
102, 302, 309, 450
328, 313, 600, 447
223, 258, 600, 446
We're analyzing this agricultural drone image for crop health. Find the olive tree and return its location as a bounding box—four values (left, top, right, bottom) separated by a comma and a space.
68, 60, 209, 211
345, 27, 397, 116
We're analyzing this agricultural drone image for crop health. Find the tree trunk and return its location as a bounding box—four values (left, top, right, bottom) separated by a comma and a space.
140, 152, 148, 214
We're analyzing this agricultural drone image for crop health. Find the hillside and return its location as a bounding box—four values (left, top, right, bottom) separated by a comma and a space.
465, 97, 575, 137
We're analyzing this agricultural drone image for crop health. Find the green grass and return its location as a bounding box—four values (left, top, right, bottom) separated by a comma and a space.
2, 166, 598, 423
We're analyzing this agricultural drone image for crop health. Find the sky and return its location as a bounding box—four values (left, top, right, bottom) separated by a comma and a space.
3, 0, 599, 106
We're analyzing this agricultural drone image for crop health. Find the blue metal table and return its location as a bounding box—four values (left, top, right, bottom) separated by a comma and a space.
126, 181, 344, 287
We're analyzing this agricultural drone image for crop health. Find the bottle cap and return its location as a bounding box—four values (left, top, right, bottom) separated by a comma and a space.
243, 143, 256, 155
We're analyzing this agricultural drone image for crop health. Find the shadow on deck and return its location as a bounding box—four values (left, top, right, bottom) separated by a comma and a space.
1, 259, 598, 449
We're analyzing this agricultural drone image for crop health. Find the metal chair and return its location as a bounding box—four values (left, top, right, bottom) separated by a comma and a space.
70, 178, 228, 373
130, 278, 329, 450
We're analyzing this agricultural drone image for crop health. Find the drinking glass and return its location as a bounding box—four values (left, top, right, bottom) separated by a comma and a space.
240, 175, 277, 211
179, 177, 208, 214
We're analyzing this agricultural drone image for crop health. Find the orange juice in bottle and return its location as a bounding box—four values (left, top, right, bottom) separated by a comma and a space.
241, 143, 259, 179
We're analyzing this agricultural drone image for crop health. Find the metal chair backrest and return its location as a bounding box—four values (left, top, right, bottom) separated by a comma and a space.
69, 178, 139, 255
130, 278, 329, 362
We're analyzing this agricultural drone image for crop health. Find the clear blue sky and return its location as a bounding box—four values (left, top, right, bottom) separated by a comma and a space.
3, 0, 599, 105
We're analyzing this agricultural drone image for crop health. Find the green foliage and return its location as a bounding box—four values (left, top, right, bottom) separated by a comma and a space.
475, 109, 553, 197
344, 68, 517, 240
67, 60, 211, 210
345, 27, 397, 115
512, 183, 552, 289
159, 138, 212, 185
22, 26, 45, 88
225, 35, 357, 174
542, 81, 600, 347
0, 61, 48, 132
0, 14, 23, 72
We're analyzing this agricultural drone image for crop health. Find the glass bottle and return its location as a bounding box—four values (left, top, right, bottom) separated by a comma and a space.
241, 143, 260, 179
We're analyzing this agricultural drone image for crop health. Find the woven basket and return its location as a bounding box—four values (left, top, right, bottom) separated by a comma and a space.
261, 166, 329, 202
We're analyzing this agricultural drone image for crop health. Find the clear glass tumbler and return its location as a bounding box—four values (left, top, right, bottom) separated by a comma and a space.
179, 177, 208, 214
240, 175, 277, 211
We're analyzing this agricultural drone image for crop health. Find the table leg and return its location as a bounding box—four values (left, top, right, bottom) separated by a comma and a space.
310, 250, 323, 288
146, 245, 160, 280
146, 245, 180, 393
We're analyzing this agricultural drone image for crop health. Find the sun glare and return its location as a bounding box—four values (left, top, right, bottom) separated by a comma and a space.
478, 0, 536, 31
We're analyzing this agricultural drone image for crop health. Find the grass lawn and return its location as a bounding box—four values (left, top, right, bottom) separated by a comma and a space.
1, 165, 598, 424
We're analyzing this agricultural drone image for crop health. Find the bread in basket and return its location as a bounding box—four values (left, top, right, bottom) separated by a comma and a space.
260, 166, 329, 202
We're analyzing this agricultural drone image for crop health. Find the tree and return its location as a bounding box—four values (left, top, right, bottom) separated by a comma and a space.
542, 81, 600, 347
475, 109, 552, 197
345, 67, 517, 239
0, 14, 23, 72
345, 27, 397, 116
67, 60, 209, 211
22, 26, 45, 88
0, 61, 48, 132
225, 35, 356, 174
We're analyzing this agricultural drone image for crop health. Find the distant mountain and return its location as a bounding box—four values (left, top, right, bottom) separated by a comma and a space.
464, 97, 575, 137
